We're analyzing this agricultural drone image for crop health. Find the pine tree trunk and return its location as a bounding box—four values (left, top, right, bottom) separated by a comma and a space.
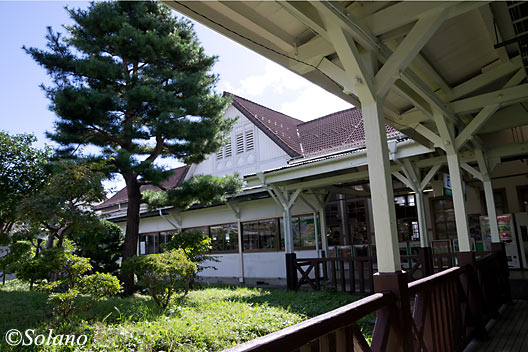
120, 174, 141, 295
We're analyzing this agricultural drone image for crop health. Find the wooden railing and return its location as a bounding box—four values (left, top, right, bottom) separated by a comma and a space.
223, 292, 394, 352
408, 266, 471, 351
228, 247, 510, 352
294, 252, 458, 294
295, 256, 375, 295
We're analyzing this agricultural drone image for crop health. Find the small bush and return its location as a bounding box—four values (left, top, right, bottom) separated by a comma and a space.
123, 249, 197, 309
16, 249, 122, 319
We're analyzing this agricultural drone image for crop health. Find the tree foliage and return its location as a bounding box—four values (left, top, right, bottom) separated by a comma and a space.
72, 219, 124, 276
25, 1, 235, 293
16, 248, 122, 319
123, 249, 197, 309
18, 159, 107, 249
143, 174, 242, 210
0, 132, 50, 239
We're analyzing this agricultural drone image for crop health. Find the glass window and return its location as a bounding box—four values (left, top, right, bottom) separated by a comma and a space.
138, 233, 158, 255
299, 216, 316, 247
242, 219, 278, 250
210, 223, 238, 252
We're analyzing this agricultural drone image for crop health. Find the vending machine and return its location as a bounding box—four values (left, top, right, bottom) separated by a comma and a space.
480, 214, 521, 268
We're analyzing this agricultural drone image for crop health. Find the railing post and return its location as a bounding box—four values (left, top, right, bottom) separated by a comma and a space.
491, 242, 512, 303
418, 247, 434, 276
372, 271, 413, 351
286, 252, 298, 290
456, 252, 487, 340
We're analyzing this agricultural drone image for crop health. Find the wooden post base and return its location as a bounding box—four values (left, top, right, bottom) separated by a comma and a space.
372, 271, 412, 352
285, 253, 298, 290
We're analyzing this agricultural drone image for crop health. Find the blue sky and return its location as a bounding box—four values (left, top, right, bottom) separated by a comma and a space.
0, 1, 351, 194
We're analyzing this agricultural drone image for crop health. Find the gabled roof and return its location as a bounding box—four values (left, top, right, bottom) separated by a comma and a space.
96, 166, 189, 209
227, 92, 403, 158
297, 108, 402, 157
227, 93, 304, 157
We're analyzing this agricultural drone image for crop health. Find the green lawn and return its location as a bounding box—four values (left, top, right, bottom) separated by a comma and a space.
0, 280, 374, 351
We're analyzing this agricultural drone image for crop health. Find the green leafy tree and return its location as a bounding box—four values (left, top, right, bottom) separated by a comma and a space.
123, 249, 197, 309
25, 1, 234, 294
18, 159, 107, 249
72, 219, 124, 276
0, 132, 50, 240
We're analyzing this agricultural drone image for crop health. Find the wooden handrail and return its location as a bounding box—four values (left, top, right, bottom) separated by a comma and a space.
408, 266, 462, 295
223, 292, 394, 352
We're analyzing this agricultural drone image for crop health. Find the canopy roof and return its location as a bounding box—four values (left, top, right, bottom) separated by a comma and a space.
164, 1, 528, 151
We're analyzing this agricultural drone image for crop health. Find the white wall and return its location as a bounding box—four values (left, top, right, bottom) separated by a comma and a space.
189, 105, 291, 179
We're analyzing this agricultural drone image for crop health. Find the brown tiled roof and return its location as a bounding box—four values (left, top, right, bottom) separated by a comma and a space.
228, 93, 304, 156
96, 166, 189, 208
297, 108, 402, 157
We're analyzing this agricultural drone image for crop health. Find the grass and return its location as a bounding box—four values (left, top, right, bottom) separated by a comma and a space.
0, 280, 375, 351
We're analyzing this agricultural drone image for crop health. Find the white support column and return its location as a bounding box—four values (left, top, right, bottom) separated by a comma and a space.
237, 218, 244, 283
363, 100, 401, 272
446, 151, 472, 252
415, 192, 429, 247
476, 149, 500, 243
434, 111, 472, 252
227, 202, 244, 283
283, 207, 294, 254
338, 194, 350, 245
319, 205, 328, 255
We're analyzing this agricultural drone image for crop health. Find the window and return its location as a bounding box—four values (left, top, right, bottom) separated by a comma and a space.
394, 195, 418, 241
236, 133, 244, 154
225, 139, 232, 158
159, 231, 174, 252
138, 233, 159, 255
280, 215, 317, 248
217, 138, 233, 160
430, 197, 456, 240
235, 129, 255, 154
245, 130, 254, 151
210, 223, 238, 252
242, 219, 280, 250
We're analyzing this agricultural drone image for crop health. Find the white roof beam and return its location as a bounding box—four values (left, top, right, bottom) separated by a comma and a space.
451, 83, 528, 114
363, 1, 489, 37
217, 1, 296, 49
451, 56, 523, 99
374, 8, 449, 98
455, 68, 525, 150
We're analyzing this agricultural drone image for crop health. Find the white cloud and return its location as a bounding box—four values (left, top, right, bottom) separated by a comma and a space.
219, 60, 353, 121
280, 86, 352, 121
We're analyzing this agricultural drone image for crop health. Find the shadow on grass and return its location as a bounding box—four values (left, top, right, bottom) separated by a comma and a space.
0, 287, 50, 336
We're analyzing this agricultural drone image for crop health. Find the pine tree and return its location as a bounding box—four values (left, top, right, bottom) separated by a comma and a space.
26, 1, 234, 293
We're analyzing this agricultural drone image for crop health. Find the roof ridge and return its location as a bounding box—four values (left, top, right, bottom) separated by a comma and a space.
224, 92, 303, 125
298, 106, 361, 127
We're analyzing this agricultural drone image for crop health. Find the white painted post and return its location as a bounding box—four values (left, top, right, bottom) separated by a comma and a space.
237, 219, 244, 283
446, 152, 472, 252
415, 191, 430, 247
338, 194, 350, 245
363, 100, 401, 272
319, 205, 329, 255
313, 212, 320, 256
482, 180, 500, 243
283, 207, 294, 254
475, 149, 500, 243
